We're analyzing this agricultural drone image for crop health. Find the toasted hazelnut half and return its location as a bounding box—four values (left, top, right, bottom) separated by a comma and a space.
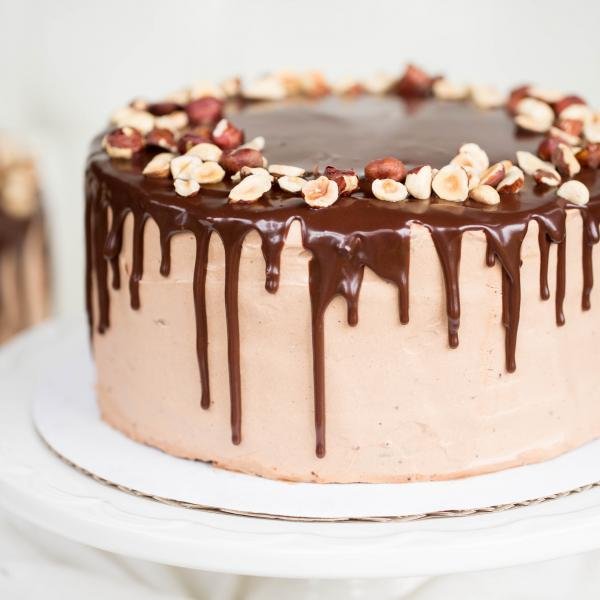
154, 111, 189, 132
268, 164, 306, 177
111, 107, 155, 134
102, 127, 145, 159
195, 161, 226, 184
170, 155, 203, 181
277, 175, 307, 193
372, 179, 408, 202
364, 157, 406, 181
470, 85, 505, 109
584, 116, 600, 144
221, 148, 264, 174
549, 126, 580, 147
243, 76, 288, 101
145, 128, 177, 152
556, 118, 584, 137
479, 162, 506, 187
433, 78, 469, 101
239, 136, 266, 152
186, 97, 224, 126
551, 143, 581, 178
323, 166, 358, 196
239, 166, 274, 181
186, 142, 223, 162
516, 150, 555, 176
514, 97, 554, 133
555, 96, 589, 120
576, 144, 600, 169
405, 165, 433, 200
212, 118, 244, 150
537, 137, 561, 162
497, 166, 525, 193
451, 143, 489, 173
528, 87, 564, 104
174, 178, 200, 197
229, 173, 272, 203
142, 152, 175, 178
469, 184, 500, 206
463, 166, 481, 191
557, 180, 589, 205
533, 169, 561, 187
432, 164, 469, 202
302, 176, 339, 208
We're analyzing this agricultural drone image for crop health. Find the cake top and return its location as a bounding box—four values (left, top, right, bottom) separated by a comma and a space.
94, 65, 600, 210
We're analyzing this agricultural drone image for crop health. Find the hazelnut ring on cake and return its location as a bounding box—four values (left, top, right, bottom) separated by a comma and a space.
86, 66, 600, 483
0, 136, 50, 344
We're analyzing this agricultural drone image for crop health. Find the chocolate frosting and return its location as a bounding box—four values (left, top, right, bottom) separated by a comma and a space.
85, 95, 600, 458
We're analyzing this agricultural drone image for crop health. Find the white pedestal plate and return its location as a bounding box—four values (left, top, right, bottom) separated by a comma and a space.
3, 321, 600, 596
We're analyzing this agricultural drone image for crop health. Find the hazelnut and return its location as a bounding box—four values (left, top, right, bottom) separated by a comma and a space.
145, 128, 177, 152
497, 166, 525, 193
533, 169, 561, 187
170, 155, 203, 181
559, 104, 593, 123
239, 166, 274, 181
324, 166, 358, 195
469, 184, 500, 206
432, 164, 469, 202
549, 126, 580, 147
432, 78, 469, 101
174, 178, 200, 197
195, 161, 226, 184
551, 143, 581, 178
110, 106, 155, 134
584, 115, 600, 144
229, 173, 272, 203
372, 179, 408, 202
154, 111, 189, 132
528, 87, 564, 104
221, 76, 242, 98
394, 64, 434, 97
277, 175, 306, 193
576, 144, 600, 169
556, 118, 584, 138
239, 136, 266, 152
553, 95, 587, 118
479, 162, 506, 187
178, 131, 212, 154
212, 118, 244, 150
470, 85, 505, 109
268, 164, 306, 177
142, 152, 175, 178
302, 176, 339, 207
102, 127, 145, 159
364, 157, 406, 181
514, 97, 554, 133
506, 85, 531, 115
557, 180, 589, 205
463, 166, 481, 191
516, 150, 555, 176
451, 143, 489, 173
186, 97, 224, 126
147, 102, 180, 116
405, 165, 433, 199
220, 148, 264, 174
243, 76, 288, 101
186, 142, 223, 162
537, 137, 561, 162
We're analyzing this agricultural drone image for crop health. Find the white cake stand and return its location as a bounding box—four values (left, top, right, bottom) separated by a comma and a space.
3, 320, 600, 579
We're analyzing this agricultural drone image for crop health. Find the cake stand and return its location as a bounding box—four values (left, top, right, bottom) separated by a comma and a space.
3, 320, 600, 579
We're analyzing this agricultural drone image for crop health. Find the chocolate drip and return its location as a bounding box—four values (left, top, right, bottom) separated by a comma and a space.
85, 96, 600, 459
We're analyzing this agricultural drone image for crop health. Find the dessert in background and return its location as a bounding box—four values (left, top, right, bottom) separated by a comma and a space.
86, 66, 600, 482
0, 136, 50, 343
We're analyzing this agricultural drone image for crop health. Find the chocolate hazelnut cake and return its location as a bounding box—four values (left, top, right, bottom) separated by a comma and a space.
86, 66, 600, 483
0, 136, 49, 343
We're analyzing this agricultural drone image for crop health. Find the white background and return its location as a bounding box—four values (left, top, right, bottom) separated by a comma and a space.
2, 1, 600, 597
1, 0, 599, 316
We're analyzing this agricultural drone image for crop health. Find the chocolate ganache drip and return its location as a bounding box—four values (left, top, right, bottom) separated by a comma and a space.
86, 95, 600, 458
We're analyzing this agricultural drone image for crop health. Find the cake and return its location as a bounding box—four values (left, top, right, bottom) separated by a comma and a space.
0, 136, 49, 344
85, 66, 600, 483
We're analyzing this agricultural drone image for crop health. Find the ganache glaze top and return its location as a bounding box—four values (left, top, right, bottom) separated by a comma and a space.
86, 81, 600, 458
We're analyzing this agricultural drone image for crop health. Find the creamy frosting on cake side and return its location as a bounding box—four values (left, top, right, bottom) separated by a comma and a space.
86, 67, 600, 482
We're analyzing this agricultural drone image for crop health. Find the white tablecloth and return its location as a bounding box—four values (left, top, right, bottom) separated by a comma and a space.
2, 508, 600, 599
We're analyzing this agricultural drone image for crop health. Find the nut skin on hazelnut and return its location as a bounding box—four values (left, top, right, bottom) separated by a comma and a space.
145, 128, 177, 152
576, 144, 600, 169
178, 131, 212, 154
220, 148, 264, 174
185, 97, 224, 125
324, 166, 358, 196
147, 102, 181, 116
552, 95, 586, 117
506, 85, 531, 115
212, 119, 245, 150
103, 126, 145, 159
537, 137, 560, 162
556, 118, 584, 138
364, 157, 406, 182
394, 64, 434, 97
551, 143, 581, 179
